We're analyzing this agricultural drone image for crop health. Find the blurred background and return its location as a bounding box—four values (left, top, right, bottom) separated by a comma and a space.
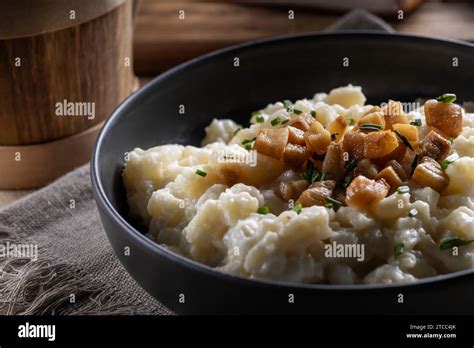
134, 0, 473, 75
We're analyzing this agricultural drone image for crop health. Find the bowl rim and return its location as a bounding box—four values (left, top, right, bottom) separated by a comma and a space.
91, 31, 474, 291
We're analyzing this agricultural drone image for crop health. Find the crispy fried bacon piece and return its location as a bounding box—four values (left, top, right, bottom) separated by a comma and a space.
287, 126, 306, 145
371, 142, 407, 168
275, 180, 309, 202
382, 100, 409, 129
328, 115, 348, 142
342, 131, 366, 161
386, 160, 408, 181
254, 127, 289, 160
421, 130, 452, 161
411, 156, 449, 193
297, 180, 336, 207
363, 131, 399, 159
283, 143, 311, 168
216, 153, 287, 187
358, 111, 386, 129
288, 114, 315, 131
392, 123, 419, 149
355, 159, 378, 179
375, 166, 403, 193
424, 99, 463, 138
322, 143, 345, 180
304, 121, 331, 155
345, 175, 389, 210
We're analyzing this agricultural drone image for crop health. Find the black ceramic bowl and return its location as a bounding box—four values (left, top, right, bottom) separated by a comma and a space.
91, 32, 474, 315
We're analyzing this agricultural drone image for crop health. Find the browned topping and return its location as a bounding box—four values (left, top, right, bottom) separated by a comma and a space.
254, 127, 289, 160
216, 152, 287, 187
386, 160, 408, 181
343, 131, 366, 161
364, 131, 399, 159
392, 123, 419, 150
358, 111, 386, 129
345, 175, 389, 210
397, 149, 417, 177
424, 99, 463, 138
375, 166, 403, 193
297, 180, 336, 207
355, 159, 378, 179
246, 98, 462, 211
328, 115, 348, 142
288, 114, 315, 131
371, 142, 407, 168
287, 126, 306, 146
322, 143, 345, 180
275, 180, 310, 202
382, 100, 408, 129
421, 130, 452, 161
411, 156, 449, 193
283, 143, 311, 168
304, 121, 331, 155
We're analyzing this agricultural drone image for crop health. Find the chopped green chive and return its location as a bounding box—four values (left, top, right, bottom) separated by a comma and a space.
281, 119, 289, 125
410, 119, 422, 127
244, 143, 252, 151
394, 243, 404, 258
441, 153, 459, 170
293, 109, 303, 115
257, 206, 270, 215
360, 123, 383, 131
325, 197, 342, 210
195, 169, 207, 177
320, 173, 326, 181
344, 159, 357, 172
397, 186, 410, 194
331, 133, 339, 141
271, 117, 281, 126
408, 208, 418, 217
301, 160, 320, 183
241, 138, 256, 145
436, 93, 456, 103
256, 114, 265, 123
342, 175, 352, 188
233, 127, 242, 136
251, 111, 261, 117
394, 130, 414, 151
283, 100, 292, 108
293, 203, 303, 214
439, 236, 473, 250
349, 118, 355, 126
310, 110, 317, 118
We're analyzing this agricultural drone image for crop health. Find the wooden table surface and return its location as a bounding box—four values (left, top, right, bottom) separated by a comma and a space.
134, 0, 474, 74
1, 0, 472, 209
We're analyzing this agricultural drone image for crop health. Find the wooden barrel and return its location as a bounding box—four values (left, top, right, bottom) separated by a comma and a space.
0, 0, 138, 188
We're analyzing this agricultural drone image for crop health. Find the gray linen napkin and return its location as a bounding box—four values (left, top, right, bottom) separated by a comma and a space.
0, 164, 171, 315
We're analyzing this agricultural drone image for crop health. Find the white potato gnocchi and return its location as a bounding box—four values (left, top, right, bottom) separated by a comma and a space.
123, 85, 474, 284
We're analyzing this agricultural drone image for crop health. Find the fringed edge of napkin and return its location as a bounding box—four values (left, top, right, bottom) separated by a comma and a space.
0, 223, 147, 315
